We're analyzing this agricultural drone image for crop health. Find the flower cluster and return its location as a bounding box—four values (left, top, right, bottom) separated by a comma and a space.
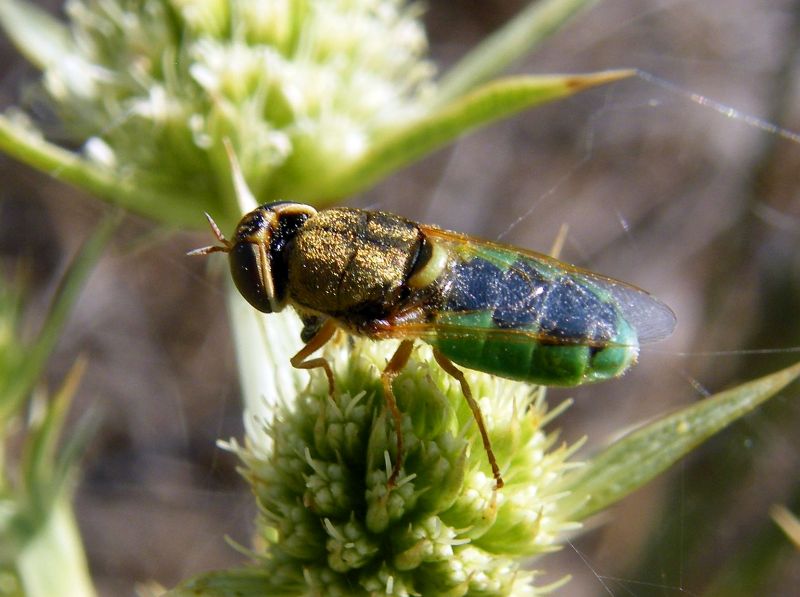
42, 0, 434, 221
226, 326, 580, 596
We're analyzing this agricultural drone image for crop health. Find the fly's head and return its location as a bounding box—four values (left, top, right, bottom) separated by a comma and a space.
189, 201, 317, 313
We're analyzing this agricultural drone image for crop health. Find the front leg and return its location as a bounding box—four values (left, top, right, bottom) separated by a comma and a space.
290, 319, 338, 395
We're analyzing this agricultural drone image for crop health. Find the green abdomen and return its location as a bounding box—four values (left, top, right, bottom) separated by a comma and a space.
429, 311, 638, 386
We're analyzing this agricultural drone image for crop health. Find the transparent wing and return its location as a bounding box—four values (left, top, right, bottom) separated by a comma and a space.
597, 279, 676, 343
411, 226, 676, 345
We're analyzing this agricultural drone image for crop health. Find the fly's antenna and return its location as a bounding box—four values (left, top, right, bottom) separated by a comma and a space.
187, 213, 233, 256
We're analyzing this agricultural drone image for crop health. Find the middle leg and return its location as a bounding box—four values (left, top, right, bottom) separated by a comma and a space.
381, 340, 415, 487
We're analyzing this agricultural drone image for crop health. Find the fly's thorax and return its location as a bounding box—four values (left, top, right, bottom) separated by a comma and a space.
287, 208, 425, 318
228, 202, 317, 313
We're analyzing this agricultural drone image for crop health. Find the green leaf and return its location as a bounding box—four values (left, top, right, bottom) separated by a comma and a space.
168, 568, 300, 597
435, 0, 599, 104
12, 362, 96, 597
308, 70, 633, 202
560, 361, 800, 520
0, 116, 218, 228
0, 0, 73, 70
0, 210, 120, 424
22, 360, 91, 510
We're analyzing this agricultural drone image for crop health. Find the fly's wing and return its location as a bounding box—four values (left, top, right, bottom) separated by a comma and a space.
382, 226, 675, 346
594, 276, 676, 343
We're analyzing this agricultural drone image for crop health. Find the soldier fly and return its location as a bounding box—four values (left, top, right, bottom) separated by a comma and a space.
190, 202, 676, 488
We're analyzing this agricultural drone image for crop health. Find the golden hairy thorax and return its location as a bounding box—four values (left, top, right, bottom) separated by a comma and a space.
287, 208, 423, 316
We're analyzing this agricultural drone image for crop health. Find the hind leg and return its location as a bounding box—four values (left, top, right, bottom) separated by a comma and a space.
433, 349, 504, 489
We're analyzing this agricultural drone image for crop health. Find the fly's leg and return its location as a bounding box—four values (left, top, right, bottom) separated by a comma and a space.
433, 349, 504, 489
290, 319, 338, 395
381, 340, 415, 487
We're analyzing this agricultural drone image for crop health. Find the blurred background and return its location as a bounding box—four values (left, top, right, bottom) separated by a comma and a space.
1, 0, 799, 595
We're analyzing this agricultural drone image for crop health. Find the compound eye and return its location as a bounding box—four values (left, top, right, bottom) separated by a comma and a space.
229, 242, 277, 313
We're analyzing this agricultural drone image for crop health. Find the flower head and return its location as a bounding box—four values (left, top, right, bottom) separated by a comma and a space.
30, 0, 435, 224
224, 311, 581, 596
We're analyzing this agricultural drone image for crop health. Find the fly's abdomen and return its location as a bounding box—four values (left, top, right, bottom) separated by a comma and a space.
428, 251, 639, 386
430, 311, 637, 385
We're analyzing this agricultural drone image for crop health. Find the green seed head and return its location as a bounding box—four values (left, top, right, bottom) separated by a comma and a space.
227, 315, 582, 596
